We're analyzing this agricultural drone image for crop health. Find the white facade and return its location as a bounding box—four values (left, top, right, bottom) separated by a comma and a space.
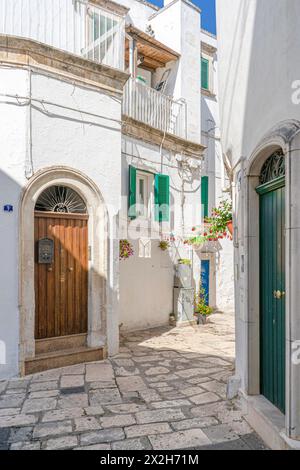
0, 0, 126, 70
0, 0, 235, 380
217, 0, 300, 448
200, 29, 234, 313
0, 32, 127, 378
118, 0, 203, 331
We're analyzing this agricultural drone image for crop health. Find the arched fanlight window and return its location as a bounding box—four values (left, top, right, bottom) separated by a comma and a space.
259, 150, 285, 185
35, 186, 87, 214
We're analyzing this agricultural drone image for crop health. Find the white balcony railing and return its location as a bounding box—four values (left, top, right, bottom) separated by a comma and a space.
0, 0, 125, 70
123, 78, 187, 139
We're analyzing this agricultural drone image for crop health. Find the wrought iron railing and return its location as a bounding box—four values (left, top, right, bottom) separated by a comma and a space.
0, 0, 125, 70
123, 77, 187, 139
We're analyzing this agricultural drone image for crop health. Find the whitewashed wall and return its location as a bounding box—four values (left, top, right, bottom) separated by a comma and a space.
201, 30, 234, 313
216, 0, 300, 391
0, 68, 28, 379
119, 136, 202, 331
217, 0, 300, 164
150, 0, 201, 144
0, 0, 85, 55
117, 0, 158, 30
0, 66, 123, 378
0, 0, 125, 69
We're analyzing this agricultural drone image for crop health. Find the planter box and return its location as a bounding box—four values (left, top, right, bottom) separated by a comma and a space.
173, 287, 195, 324
227, 221, 233, 236
174, 263, 192, 288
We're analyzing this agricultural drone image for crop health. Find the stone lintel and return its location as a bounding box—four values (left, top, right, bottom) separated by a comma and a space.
122, 115, 205, 159
0, 35, 129, 95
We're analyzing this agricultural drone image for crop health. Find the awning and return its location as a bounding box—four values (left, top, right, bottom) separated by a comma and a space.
125, 25, 180, 71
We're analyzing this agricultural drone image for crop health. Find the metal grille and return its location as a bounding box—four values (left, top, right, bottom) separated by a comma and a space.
35, 186, 87, 214
260, 151, 285, 185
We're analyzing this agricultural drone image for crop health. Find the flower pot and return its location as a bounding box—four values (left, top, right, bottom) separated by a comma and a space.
195, 314, 209, 325
227, 221, 233, 236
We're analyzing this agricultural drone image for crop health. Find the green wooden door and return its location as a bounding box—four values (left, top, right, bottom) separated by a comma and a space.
258, 177, 285, 413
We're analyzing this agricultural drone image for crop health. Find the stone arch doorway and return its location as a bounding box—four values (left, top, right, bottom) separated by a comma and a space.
256, 151, 286, 413
20, 168, 108, 375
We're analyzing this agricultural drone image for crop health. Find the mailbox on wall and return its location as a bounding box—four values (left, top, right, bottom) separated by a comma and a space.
38, 238, 54, 264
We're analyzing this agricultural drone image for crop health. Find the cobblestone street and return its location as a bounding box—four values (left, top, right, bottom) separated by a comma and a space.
0, 313, 267, 450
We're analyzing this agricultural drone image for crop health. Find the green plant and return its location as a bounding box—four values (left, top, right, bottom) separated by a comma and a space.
159, 240, 170, 251
119, 240, 134, 260
194, 287, 213, 316
178, 258, 191, 266
187, 200, 232, 246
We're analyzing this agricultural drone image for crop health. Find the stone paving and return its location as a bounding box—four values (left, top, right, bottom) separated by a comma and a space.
0, 313, 267, 450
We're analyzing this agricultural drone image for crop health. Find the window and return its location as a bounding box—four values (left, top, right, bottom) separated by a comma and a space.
84, 5, 122, 67
136, 171, 153, 218
201, 57, 209, 90
128, 166, 170, 222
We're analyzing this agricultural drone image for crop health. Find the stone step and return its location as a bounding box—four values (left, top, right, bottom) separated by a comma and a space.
35, 333, 87, 355
25, 346, 104, 375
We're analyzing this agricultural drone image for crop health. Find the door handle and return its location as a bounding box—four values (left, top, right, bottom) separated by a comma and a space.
273, 290, 285, 300
68, 267, 74, 272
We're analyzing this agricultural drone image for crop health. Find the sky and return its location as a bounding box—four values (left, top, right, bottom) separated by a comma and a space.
148, 0, 216, 35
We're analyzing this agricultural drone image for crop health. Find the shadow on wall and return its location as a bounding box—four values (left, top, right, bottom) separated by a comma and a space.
0, 169, 22, 379
240, 0, 300, 155
218, 0, 253, 158
0, 167, 117, 379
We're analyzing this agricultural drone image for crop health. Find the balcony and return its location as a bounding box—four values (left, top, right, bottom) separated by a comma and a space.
123, 77, 187, 139
0, 0, 126, 71
123, 25, 186, 140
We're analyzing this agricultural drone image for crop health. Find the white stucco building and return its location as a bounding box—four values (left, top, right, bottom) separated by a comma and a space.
217, 0, 300, 449
0, 0, 234, 380
200, 28, 234, 314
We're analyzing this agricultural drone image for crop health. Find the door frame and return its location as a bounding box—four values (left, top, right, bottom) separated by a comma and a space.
245, 142, 287, 401
240, 119, 300, 440
19, 167, 109, 374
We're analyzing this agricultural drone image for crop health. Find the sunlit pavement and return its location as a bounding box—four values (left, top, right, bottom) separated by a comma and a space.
0, 313, 267, 450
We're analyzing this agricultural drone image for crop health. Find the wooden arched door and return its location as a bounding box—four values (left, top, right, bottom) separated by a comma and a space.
34, 186, 88, 339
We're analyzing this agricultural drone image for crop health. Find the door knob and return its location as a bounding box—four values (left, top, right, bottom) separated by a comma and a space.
68, 267, 74, 272
273, 290, 285, 300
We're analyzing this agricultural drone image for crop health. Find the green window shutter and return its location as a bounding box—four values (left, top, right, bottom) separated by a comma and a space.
128, 165, 137, 219
154, 174, 170, 222
201, 58, 209, 90
201, 176, 209, 218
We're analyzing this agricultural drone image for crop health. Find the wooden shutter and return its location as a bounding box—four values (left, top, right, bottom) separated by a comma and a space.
201, 176, 209, 218
154, 174, 170, 222
201, 58, 209, 90
128, 165, 137, 219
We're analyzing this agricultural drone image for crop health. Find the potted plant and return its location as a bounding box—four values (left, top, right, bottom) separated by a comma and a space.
119, 240, 134, 260
177, 258, 191, 266
169, 313, 176, 326
194, 287, 213, 324
226, 220, 233, 236
159, 240, 170, 251
186, 199, 233, 247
